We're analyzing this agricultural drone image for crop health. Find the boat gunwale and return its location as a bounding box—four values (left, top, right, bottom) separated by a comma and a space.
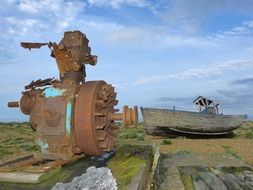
140, 107, 247, 119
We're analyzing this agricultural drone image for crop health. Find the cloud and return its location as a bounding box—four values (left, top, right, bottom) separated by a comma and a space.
0, 0, 86, 66
113, 83, 126, 90
150, 96, 197, 111
217, 21, 253, 38
107, 25, 217, 47
154, 89, 253, 116
1, 0, 85, 37
164, 0, 253, 17
136, 60, 253, 84
158, 0, 253, 35
216, 88, 253, 111
87, 0, 150, 9
155, 96, 193, 104
231, 77, 253, 85
84, 17, 253, 50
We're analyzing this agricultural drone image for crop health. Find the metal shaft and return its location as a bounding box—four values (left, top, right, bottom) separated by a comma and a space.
8, 101, 19, 108
107, 113, 123, 121
107, 105, 138, 127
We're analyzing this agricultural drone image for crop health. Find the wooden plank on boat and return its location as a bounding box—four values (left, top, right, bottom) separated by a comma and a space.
141, 107, 247, 136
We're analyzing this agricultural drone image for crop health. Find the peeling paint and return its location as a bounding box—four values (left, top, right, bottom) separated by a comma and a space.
44, 87, 66, 98
65, 101, 72, 135
37, 139, 49, 151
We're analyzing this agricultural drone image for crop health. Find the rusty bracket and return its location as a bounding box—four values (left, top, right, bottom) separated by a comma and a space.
25, 77, 57, 90
20, 42, 49, 50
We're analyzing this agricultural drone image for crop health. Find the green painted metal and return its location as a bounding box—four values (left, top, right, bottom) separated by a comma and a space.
43, 87, 65, 98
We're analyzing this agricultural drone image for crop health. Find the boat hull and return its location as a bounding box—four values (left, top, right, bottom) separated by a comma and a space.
141, 107, 247, 135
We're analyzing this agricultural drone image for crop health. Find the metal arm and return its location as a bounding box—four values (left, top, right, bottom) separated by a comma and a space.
20, 42, 49, 50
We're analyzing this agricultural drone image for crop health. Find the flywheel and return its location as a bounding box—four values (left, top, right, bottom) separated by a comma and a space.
74, 81, 118, 155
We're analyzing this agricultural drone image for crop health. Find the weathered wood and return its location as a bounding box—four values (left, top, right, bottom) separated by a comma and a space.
0, 172, 45, 184
141, 107, 246, 135
0, 156, 41, 173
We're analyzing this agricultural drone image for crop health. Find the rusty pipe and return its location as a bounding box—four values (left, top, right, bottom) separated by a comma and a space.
108, 105, 138, 127
8, 101, 19, 108
108, 113, 123, 121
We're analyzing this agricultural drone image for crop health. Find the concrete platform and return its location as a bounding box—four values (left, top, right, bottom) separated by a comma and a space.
0, 170, 58, 184
155, 152, 253, 190
0, 145, 153, 190
0, 155, 108, 190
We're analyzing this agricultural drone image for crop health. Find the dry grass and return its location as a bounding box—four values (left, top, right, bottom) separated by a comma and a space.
116, 122, 253, 165
233, 121, 253, 139
0, 122, 38, 163
160, 139, 253, 164
148, 121, 253, 165
0, 121, 252, 165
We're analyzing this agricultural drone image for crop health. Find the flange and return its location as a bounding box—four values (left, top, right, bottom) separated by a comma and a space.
74, 81, 117, 155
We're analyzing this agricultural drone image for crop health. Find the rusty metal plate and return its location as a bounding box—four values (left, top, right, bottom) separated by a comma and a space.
40, 97, 66, 136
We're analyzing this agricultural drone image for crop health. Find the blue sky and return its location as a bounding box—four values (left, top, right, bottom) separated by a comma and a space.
1, 0, 253, 121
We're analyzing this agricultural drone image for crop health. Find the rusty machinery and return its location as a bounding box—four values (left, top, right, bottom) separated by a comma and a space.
8, 31, 138, 161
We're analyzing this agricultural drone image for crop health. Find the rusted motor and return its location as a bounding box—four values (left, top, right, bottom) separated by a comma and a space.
74, 81, 138, 155
7, 31, 139, 159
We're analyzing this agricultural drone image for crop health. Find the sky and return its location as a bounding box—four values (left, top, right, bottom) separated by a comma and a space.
1, 0, 253, 121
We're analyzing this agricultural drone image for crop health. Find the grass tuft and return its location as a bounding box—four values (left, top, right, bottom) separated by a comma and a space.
245, 132, 253, 139
222, 145, 241, 159
117, 128, 146, 141
161, 139, 172, 145
175, 150, 192, 156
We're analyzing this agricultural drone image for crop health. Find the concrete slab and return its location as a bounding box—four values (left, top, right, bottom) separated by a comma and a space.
0, 155, 110, 190
0, 172, 44, 184
0, 145, 153, 190
155, 152, 253, 190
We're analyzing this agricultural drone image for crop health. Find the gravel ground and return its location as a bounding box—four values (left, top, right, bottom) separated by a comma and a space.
160, 139, 253, 164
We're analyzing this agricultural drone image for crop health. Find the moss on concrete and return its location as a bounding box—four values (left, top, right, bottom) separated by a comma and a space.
180, 174, 194, 190
109, 156, 145, 188
107, 144, 153, 190
220, 166, 253, 173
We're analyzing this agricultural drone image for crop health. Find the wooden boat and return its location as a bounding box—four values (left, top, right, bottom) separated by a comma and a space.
141, 96, 247, 135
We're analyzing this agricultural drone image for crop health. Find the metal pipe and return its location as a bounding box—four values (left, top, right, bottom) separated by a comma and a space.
107, 113, 123, 121
8, 101, 19, 108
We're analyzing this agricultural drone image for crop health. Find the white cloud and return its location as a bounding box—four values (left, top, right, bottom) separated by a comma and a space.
218, 21, 253, 37
106, 24, 218, 48
158, 0, 253, 35
5, 17, 38, 36
0, 0, 86, 66
135, 60, 253, 84
0, 0, 253, 120
1, 0, 85, 37
87, 0, 149, 9
113, 83, 126, 90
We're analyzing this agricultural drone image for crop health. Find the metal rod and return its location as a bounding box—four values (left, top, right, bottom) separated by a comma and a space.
107, 113, 123, 121
8, 101, 19, 108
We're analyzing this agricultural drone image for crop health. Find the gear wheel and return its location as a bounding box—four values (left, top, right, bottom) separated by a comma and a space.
74, 81, 118, 155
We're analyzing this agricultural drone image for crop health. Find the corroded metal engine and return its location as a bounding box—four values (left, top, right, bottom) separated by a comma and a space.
8, 31, 138, 160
